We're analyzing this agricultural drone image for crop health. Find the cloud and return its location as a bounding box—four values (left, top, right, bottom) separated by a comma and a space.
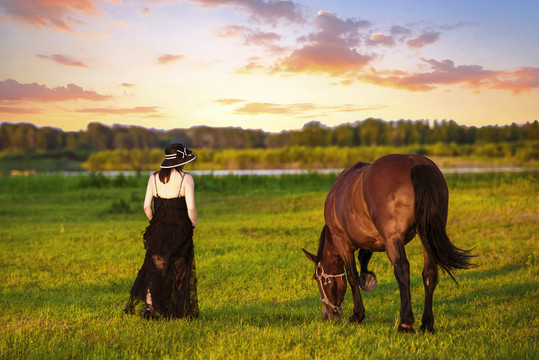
272, 11, 373, 75
113, 21, 135, 28
492, 67, 539, 94
37, 54, 89, 67
0, 79, 111, 103
76, 106, 160, 114
0, 106, 41, 114
231, 101, 385, 117
366, 33, 396, 47
390, 25, 411, 36
120, 83, 136, 88
215, 98, 245, 105
0, 0, 107, 31
314, 10, 370, 36
189, 0, 306, 24
235, 60, 268, 74
215, 25, 282, 51
83, 32, 111, 39
406, 31, 441, 49
355, 58, 516, 92
157, 54, 185, 65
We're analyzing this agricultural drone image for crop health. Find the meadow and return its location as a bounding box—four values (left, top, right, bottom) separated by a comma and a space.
0, 171, 537, 359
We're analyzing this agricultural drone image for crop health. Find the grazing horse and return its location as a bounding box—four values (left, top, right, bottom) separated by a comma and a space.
302, 154, 473, 333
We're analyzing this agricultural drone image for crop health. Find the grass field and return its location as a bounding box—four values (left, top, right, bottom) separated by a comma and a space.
0, 172, 537, 359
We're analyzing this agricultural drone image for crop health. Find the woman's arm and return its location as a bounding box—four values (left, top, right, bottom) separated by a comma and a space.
183, 173, 197, 226
143, 174, 154, 220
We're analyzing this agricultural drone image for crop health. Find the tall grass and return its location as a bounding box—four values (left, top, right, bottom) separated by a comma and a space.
0, 172, 537, 359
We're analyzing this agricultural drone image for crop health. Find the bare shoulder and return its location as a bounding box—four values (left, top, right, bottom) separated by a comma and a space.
183, 172, 194, 186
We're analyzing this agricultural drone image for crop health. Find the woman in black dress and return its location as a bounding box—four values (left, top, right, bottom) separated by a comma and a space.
125, 143, 199, 319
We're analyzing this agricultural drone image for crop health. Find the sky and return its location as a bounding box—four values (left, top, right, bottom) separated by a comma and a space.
0, 0, 538, 133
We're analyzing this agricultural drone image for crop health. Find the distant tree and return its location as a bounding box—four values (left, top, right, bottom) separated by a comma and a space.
128, 126, 158, 148
504, 123, 524, 142
87, 122, 113, 150
476, 125, 503, 143
522, 120, 539, 141
10, 122, 38, 150
35, 126, 61, 150
264, 131, 292, 148
64, 132, 80, 149
162, 129, 192, 148
293, 121, 330, 147
358, 118, 386, 146
332, 123, 357, 146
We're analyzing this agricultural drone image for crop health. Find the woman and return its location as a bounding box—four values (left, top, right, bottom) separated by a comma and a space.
125, 143, 199, 319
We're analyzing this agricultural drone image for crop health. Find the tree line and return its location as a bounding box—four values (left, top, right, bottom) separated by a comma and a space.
0, 119, 538, 152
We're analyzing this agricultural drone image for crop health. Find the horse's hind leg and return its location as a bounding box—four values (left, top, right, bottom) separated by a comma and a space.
420, 247, 438, 333
386, 239, 415, 333
358, 249, 377, 291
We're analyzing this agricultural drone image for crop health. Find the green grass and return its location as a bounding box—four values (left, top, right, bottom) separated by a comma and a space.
0, 173, 537, 359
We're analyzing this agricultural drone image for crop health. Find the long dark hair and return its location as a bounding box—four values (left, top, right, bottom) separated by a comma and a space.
156, 166, 183, 184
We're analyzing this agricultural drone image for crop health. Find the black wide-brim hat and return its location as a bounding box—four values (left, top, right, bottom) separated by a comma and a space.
160, 143, 197, 168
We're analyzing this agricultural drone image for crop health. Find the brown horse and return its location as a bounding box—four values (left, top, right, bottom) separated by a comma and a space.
302, 154, 473, 333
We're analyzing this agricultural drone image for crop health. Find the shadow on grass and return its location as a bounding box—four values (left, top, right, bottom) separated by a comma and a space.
3, 262, 532, 329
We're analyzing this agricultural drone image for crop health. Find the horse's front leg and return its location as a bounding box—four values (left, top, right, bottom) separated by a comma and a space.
386, 239, 415, 333
341, 250, 365, 323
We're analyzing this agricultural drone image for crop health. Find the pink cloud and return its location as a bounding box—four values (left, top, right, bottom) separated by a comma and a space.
37, 54, 88, 67
366, 33, 396, 47
76, 106, 159, 114
190, 0, 305, 24
0, 0, 101, 31
407, 31, 441, 49
354, 59, 539, 93
216, 25, 281, 46
492, 67, 539, 94
157, 54, 184, 65
274, 44, 372, 75
0, 79, 111, 103
314, 10, 370, 37
272, 11, 373, 75
0, 106, 41, 114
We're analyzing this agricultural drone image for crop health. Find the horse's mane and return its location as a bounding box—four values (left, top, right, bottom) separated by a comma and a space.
315, 225, 327, 264
353, 162, 370, 168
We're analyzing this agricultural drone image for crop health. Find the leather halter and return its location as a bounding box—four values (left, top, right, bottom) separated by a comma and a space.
315, 263, 346, 312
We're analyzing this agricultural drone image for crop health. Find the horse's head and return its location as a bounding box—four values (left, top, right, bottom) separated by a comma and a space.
302, 248, 347, 319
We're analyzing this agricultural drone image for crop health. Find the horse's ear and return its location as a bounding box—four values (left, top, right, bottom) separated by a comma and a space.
302, 248, 316, 263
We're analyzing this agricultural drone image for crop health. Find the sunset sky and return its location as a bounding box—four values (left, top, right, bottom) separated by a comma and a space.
0, 0, 538, 133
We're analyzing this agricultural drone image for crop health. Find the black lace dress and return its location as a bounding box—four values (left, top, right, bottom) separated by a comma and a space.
125, 176, 198, 319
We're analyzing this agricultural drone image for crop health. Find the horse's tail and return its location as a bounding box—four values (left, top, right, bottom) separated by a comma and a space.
411, 164, 473, 284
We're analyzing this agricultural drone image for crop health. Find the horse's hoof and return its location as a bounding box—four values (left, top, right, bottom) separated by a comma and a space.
420, 323, 436, 333
348, 313, 364, 324
397, 324, 415, 333
359, 272, 377, 291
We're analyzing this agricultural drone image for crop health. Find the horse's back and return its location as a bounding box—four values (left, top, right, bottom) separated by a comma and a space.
326, 154, 444, 251
365, 155, 446, 239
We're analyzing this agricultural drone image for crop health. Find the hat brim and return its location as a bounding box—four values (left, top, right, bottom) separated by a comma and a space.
160, 155, 197, 169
